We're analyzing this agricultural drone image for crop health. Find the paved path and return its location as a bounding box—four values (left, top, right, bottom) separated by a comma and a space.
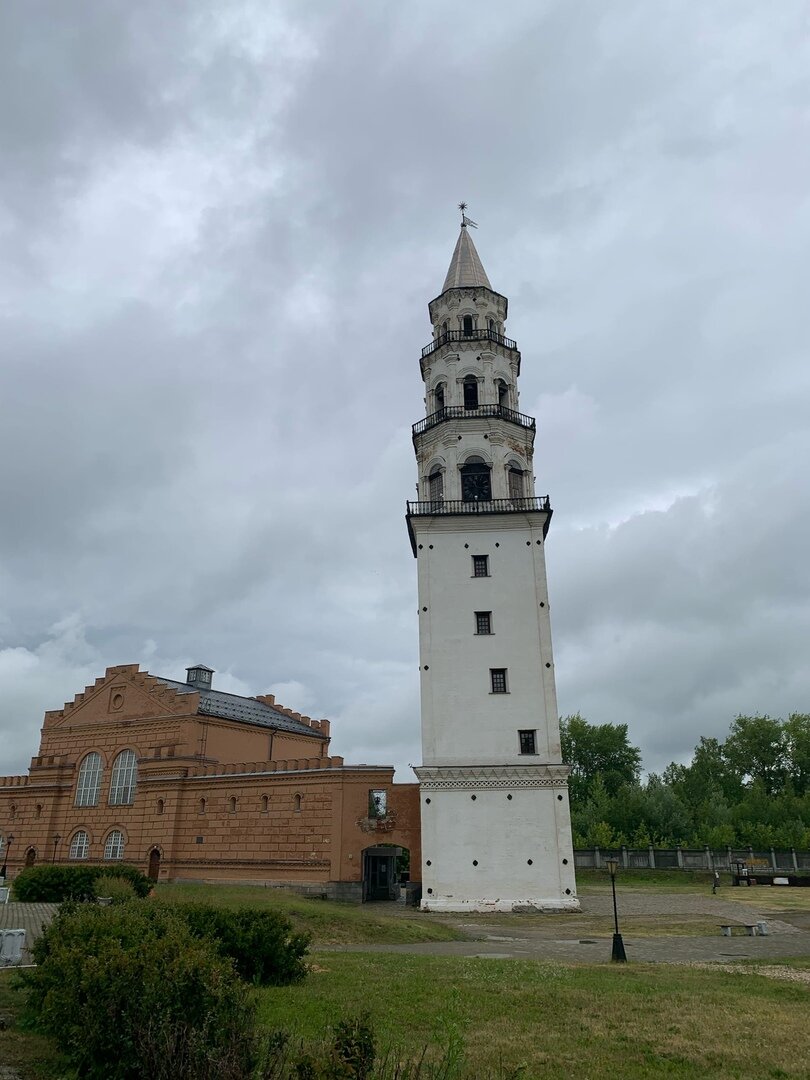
0, 904, 57, 964
331, 889, 810, 965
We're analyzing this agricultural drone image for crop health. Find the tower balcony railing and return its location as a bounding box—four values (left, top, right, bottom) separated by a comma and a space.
421, 327, 518, 359
407, 496, 551, 516
412, 403, 536, 438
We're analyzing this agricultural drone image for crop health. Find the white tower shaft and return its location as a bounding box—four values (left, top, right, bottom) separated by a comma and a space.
407, 221, 579, 912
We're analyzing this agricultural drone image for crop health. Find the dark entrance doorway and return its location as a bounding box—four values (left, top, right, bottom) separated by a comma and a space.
24, 848, 36, 868
147, 848, 161, 881
362, 846, 403, 901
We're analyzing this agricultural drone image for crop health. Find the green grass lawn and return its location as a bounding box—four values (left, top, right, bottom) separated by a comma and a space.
153, 883, 467, 945
260, 952, 810, 1078
0, 971, 63, 1080
577, 868, 718, 891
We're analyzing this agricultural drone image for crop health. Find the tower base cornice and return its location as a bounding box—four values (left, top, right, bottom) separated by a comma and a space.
414, 763, 570, 790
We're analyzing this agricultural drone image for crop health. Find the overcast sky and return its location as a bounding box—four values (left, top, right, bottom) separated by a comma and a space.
2, 1, 809, 783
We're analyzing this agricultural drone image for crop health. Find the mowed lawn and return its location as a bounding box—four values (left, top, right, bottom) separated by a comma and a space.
260, 953, 810, 1078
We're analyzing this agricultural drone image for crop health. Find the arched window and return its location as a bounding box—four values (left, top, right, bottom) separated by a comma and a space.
198, 798, 207, 815
75, 752, 103, 807
294, 794, 302, 813
462, 314, 473, 337
508, 466, 524, 500
103, 830, 125, 861
261, 795, 269, 813
156, 798, 165, 815
497, 380, 510, 409
463, 376, 479, 410
69, 831, 90, 860
441, 320, 448, 337
228, 796, 237, 814
35, 804, 43, 819
428, 470, 444, 503
109, 750, 137, 806
460, 456, 492, 503
488, 317, 496, 334
434, 382, 446, 413
9, 804, 17, 820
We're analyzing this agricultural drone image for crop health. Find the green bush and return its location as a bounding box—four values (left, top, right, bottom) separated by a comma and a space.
12, 863, 151, 902
93, 875, 136, 904
167, 902, 310, 986
22, 902, 259, 1080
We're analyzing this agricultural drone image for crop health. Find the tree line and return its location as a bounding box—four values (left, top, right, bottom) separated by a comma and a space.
561, 713, 810, 850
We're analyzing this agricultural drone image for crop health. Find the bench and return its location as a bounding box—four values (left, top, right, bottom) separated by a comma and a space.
720, 923, 759, 937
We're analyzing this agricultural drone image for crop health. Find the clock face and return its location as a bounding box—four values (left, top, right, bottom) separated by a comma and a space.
462, 472, 491, 501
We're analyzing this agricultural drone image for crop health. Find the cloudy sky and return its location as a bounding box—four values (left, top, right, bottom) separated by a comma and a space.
2, 1, 809, 782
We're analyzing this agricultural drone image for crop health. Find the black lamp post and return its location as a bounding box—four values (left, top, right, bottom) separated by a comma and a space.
52, 834, 61, 864
0, 834, 15, 879
605, 857, 627, 963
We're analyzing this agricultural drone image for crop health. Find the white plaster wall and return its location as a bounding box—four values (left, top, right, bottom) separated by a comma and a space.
418, 779, 578, 910
412, 515, 559, 766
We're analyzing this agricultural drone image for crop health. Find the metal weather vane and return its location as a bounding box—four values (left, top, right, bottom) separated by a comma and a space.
458, 201, 478, 228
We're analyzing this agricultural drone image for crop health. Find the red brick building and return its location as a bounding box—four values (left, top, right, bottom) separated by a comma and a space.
0, 664, 420, 902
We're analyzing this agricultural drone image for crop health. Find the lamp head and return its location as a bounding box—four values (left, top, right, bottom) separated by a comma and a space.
605, 857, 619, 875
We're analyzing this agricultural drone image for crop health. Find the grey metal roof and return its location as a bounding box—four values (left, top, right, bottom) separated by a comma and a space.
442, 226, 492, 292
155, 678, 326, 738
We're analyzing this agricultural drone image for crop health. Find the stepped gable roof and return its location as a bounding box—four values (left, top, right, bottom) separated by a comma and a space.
441, 225, 492, 292
155, 677, 325, 738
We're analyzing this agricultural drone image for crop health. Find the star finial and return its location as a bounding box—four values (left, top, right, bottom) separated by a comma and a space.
458, 201, 478, 228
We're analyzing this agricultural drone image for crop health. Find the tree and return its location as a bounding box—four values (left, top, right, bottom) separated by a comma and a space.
724, 715, 787, 796
560, 714, 641, 803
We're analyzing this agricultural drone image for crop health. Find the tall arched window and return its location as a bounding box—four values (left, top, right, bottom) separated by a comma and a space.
441, 320, 448, 337
508, 466, 524, 500
103, 830, 125, 861
497, 380, 510, 409
462, 314, 473, 336
463, 376, 479, 410
261, 795, 269, 813
488, 317, 496, 334
294, 794, 302, 813
428, 469, 444, 503
109, 750, 137, 806
228, 796, 237, 813
434, 382, 446, 413
460, 456, 492, 503
156, 798, 165, 815
69, 831, 90, 860
75, 752, 103, 807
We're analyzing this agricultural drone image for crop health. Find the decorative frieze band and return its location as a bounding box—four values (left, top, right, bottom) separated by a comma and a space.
418, 776, 569, 791
414, 764, 570, 791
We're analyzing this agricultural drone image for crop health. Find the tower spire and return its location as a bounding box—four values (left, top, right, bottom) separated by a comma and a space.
442, 208, 491, 292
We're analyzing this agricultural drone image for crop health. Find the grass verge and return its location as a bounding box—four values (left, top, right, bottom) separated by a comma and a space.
153, 883, 467, 945
0, 970, 63, 1080
259, 952, 810, 1078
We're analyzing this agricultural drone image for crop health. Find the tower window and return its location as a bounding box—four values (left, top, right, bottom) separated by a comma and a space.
519, 730, 537, 755
463, 376, 479, 410
475, 611, 492, 635
472, 555, 489, 577
490, 668, 508, 694
462, 314, 473, 336
460, 457, 491, 502
497, 380, 510, 408
508, 467, 524, 500
429, 470, 444, 503
434, 383, 445, 412
488, 318, 496, 334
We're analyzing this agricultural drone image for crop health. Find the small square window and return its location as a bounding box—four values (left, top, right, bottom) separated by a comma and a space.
519, 729, 537, 755
475, 611, 492, 635
472, 555, 489, 577
490, 668, 508, 693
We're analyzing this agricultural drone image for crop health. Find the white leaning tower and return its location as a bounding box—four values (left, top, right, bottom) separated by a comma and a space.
407, 213, 579, 912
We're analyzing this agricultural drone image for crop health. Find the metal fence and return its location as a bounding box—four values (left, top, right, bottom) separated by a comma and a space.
575, 847, 810, 872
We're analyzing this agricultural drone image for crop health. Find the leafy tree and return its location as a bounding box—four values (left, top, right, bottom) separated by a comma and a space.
560, 714, 641, 803
724, 714, 788, 796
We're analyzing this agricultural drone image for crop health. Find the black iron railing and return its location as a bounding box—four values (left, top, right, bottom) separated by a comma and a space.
421, 328, 518, 359
407, 496, 551, 516
412, 403, 535, 438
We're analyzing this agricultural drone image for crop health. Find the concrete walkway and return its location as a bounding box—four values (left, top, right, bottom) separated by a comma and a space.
0, 903, 58, 964
328, 889, 810, 965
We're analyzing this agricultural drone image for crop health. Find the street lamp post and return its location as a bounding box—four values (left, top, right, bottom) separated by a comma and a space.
605, 857, 627, 963
52, 835, 61, 864
0, 834, 15, 879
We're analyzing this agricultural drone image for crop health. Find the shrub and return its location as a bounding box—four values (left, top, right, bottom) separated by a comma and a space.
12, 863, 150, 902
93, 875, 136, 904
22, 902, 259, 1080
166, 903, 310, 986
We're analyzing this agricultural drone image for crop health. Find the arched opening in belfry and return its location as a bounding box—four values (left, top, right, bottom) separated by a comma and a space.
463, 376, 479, 411
508, 465, 525, 500
460, 456, 492, 503
428, 469, 444, 503
497, 379, 510, 409
462, 314, 474, 337
434, 382, 446, 413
